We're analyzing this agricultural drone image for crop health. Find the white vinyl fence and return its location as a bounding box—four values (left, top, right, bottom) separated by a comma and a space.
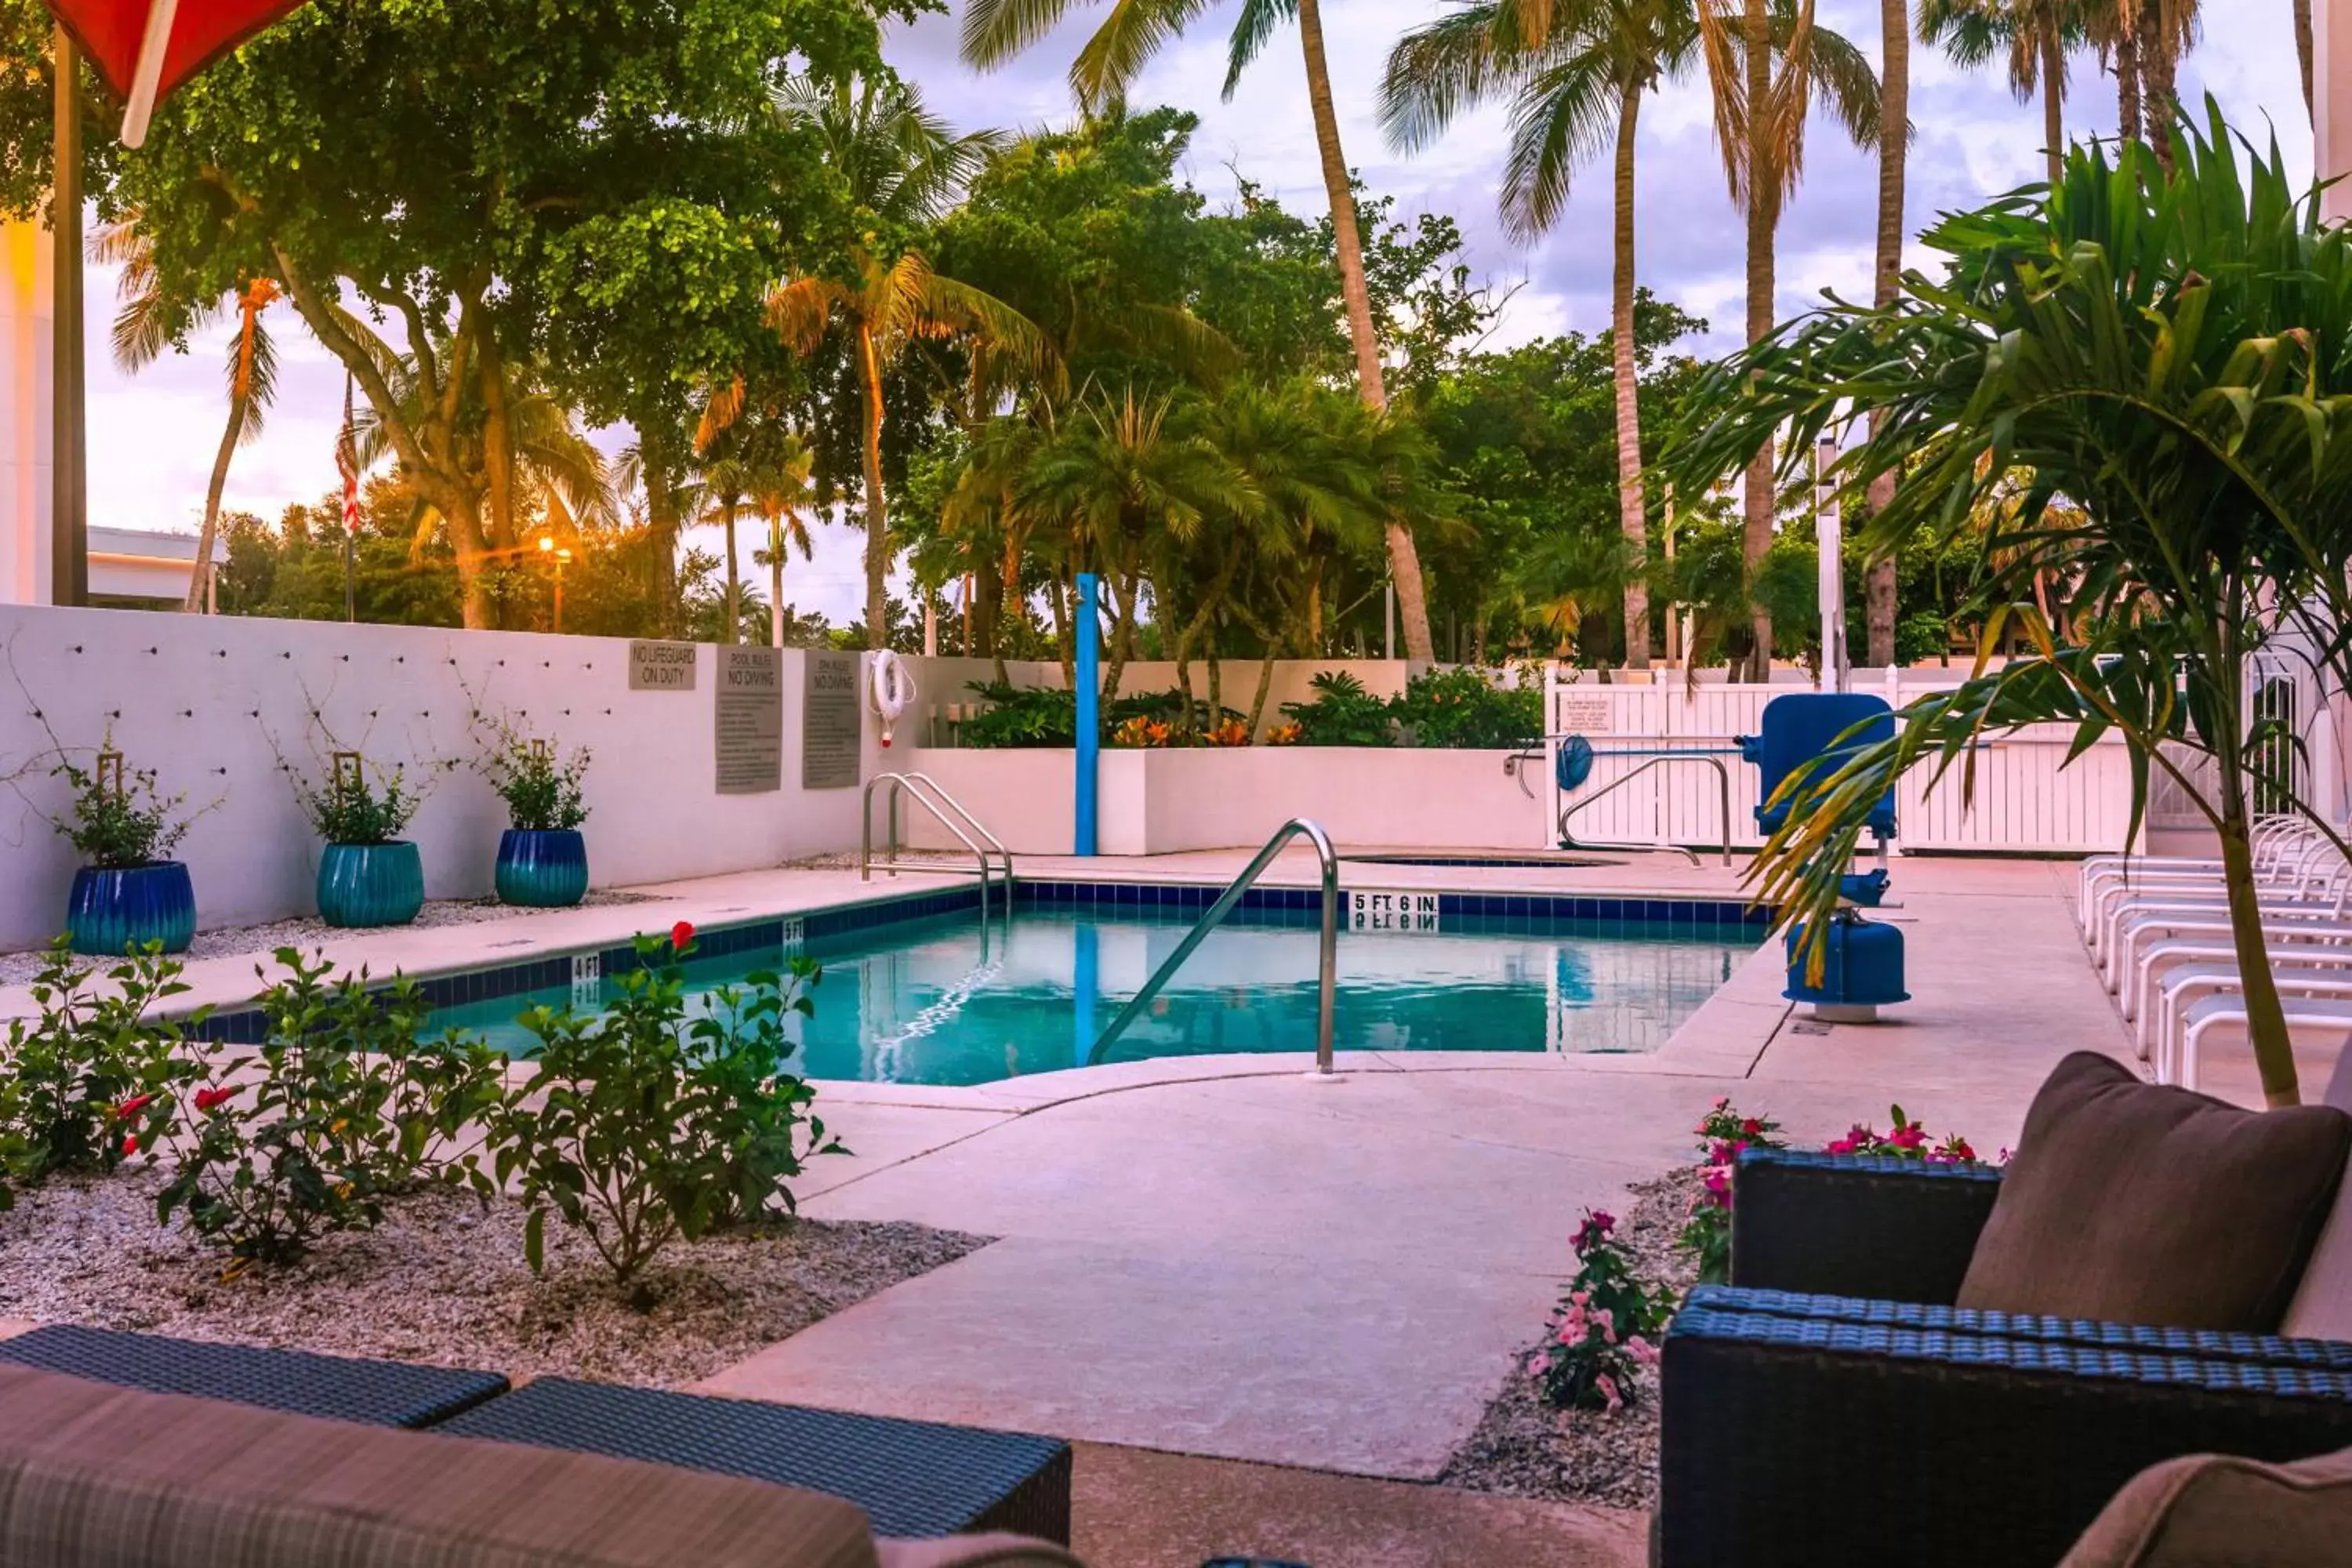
1544, 666, 2140, 855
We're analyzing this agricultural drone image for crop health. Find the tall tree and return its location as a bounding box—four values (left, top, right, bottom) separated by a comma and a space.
1864, 0, 1910, 667
1696, 0, 1879, 678
765, 77, 1054, 650
1920, 2, 2090, 186
961, 0, 1442, 660
93, 217, 280, 615
1381, 0, 1704, 670
115, 0, 869, 629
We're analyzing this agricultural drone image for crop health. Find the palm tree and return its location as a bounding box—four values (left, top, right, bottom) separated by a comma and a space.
2091, 2, 2197, 165
1863, 0, 1913, 667
1920, 2, 2090, 185
350, 347, 615, 592
1016, 386, 1254, 699
1382, 0, 1703, 671
1674, 114, 2352, 1107
765, 77, 1055, 650
1695, 0, 1879, 678
962, 0, 1442, 662
93, 220, 281, 614
750, 435, 818, 650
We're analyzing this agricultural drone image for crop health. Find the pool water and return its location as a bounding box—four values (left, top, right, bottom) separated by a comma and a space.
426, 906, 1753, 1087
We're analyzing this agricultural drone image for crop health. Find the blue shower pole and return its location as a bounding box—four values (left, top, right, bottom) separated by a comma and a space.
1074, 572, 1100, 856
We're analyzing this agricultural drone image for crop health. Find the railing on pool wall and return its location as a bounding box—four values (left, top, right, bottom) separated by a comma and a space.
1091, 817, 1341, 1078
860, 771, 1016, 925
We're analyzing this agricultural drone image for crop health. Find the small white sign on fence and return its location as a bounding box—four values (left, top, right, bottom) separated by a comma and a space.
1349, 888, 1441, 934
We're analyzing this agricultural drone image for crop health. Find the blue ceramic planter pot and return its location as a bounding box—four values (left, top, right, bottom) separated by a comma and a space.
317, 841, 425, 928
67, 862, 196, 956
495, 829, 589, 908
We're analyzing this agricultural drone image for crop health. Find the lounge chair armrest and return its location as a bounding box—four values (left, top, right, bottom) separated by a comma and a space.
1730, 1149, 2002, 1304
1658, 1288, 2352, 1568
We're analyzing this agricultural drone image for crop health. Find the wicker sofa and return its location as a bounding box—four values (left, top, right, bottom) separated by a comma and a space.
1655, 1148, 2352, 1567
0, 1329, 1083, 1568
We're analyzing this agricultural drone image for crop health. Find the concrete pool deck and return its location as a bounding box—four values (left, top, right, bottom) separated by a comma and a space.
9, 846, 2342, 1565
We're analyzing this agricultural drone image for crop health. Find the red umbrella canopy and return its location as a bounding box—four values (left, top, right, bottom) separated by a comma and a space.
47, 0, 316, 145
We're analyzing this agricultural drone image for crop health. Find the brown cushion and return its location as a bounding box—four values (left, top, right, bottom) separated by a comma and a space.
1956, 1051, 2352, 1331
2059, 1445, 2352, 1566
0, 1362, 883, 1566
876, 1538, 1085, 1567
2282, 1044, 2352, 1340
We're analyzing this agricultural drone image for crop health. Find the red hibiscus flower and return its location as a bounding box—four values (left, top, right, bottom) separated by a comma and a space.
120, 1135, 139, 1156
113, 1094, 157, 1123
194, 1086, 238, 1115
670, 920, 696, 950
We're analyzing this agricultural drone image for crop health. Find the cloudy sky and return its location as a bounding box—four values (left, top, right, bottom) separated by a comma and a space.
85, 0, 2310, 623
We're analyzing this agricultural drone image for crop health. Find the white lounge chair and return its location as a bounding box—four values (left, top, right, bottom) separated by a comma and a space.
2173, 991, 2352, 1091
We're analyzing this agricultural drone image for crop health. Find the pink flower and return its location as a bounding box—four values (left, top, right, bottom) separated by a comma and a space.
1701, 1168, 1730, 1204
1712, 1096, 1730, 1110
1593, 1307, 1617, 1344
1888, 1123, 1927, 1150
1626, 1334, 1660, 1367
1595, 1373, 1623, 1413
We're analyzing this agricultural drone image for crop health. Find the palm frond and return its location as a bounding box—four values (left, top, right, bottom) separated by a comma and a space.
1221, 0, 1298, 101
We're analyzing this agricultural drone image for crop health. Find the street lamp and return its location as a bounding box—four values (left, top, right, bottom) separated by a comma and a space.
538, 535, 572, 633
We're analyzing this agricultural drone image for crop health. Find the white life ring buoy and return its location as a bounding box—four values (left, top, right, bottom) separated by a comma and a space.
869, 650, 916, 748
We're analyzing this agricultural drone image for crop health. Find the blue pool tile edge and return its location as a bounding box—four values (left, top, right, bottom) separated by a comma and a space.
188, 879, 1771, 1042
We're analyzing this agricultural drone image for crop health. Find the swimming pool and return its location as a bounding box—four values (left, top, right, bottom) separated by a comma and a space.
413, 885, 1759, 1087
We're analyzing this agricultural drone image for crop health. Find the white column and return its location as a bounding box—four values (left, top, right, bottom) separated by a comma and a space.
1815, 436, 1845, 693
2322, 0, 2352, 223
0, 217, 53, 605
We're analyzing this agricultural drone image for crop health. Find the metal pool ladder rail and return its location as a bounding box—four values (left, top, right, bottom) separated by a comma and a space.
860, 771, 1016, 924
1091, 817, 1341, 1077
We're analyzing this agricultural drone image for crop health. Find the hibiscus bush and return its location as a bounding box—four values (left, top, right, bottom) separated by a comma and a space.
495, 924, 844, 1301
158, 948, 508, 1266
0, 938, 199, 1207
1530, 1209, 1675, 1412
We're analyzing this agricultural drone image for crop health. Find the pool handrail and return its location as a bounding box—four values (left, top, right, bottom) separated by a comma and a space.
859, 771, 1012, 925
881, 772, 1015, 890
1090, 817, 1340, 1076
1556, 753, 1732, 867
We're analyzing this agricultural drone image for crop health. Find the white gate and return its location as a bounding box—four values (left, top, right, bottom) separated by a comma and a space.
1544, 666, 2140, 855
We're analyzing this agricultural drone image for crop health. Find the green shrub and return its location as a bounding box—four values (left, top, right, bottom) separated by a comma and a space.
960, 681, 1078, 748
295, 754, 420, 844
481, 724, 591, 833
1390, 668, 1541, 749
53, 746, 195, 868
496, 931, 842, 1298
158, 948, 508, 1265
1279, 672, 1395, 746
0, 939, 199, 1203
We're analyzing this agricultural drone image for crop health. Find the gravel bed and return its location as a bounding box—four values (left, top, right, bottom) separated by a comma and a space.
1438, 1166, 1704, 1512
0, 1167, 989, 1388
0, 891, 670, 987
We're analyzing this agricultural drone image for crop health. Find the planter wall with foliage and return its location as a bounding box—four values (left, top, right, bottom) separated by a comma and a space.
0, 607, 880, 950
900, 746, 1548, 855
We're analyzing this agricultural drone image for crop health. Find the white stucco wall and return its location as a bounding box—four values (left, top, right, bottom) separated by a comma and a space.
896, 745, 1548, 856
0, 605, 878, 948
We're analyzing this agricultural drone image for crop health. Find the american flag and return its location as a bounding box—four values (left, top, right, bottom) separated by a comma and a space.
336, 372, 361, 536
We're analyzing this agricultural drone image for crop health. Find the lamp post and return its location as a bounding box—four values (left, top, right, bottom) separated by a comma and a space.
537, 535, 571, 633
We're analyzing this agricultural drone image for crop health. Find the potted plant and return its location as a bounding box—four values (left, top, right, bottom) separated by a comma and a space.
299, 752, 424, 928
484, 731, 591, 907
53, 746, 198, 955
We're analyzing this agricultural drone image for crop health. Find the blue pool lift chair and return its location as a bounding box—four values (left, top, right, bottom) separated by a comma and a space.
1739, 692, 1898, 907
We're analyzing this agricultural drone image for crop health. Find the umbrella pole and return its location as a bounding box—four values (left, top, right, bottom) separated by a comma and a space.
50, 23, 86, 608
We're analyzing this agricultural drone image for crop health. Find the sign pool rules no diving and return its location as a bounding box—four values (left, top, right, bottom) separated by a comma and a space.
714, 647, 784, 794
